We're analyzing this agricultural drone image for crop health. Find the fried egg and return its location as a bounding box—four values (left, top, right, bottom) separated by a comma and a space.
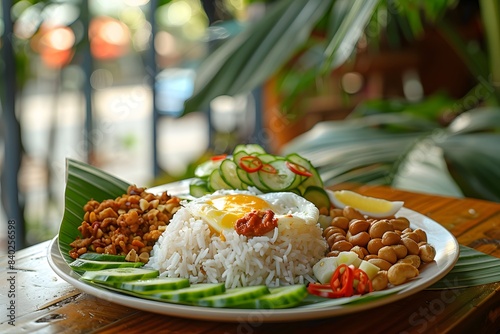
183, 190, 319, 234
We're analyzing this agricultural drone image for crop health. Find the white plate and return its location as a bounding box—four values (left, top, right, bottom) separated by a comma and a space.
47, 199, 459, 322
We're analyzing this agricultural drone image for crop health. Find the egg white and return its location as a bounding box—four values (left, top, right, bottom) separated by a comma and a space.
183, 190, 319, 235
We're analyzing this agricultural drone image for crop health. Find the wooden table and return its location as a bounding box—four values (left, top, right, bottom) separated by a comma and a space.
2, 185, 500, 333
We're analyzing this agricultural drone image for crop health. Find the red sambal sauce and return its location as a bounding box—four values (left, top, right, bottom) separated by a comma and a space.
234, 209, 278, 237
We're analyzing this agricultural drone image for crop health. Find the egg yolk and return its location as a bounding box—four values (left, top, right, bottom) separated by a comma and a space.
205, 194, 271, 230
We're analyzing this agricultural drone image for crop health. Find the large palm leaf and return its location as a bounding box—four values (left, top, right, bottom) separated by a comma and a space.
182, 0, 456, 114
282, 107, 500, 202
183, 0, 379, 114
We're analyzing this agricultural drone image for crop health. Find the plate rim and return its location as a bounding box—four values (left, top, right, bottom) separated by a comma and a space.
47, 206, 460, 323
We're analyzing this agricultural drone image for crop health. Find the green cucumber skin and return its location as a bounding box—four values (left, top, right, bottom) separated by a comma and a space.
152, 283, 226, 302
197, 285, 270, 308
119, 277, 190, 294
244, 285, 308, 309
78, 253, 127, 262
258, 159, 298, 191
81, 268, 159, 285
233, 144, 266, 155
69, 259, 144, 271
208, 169, 232, 191
220, 159, 247, 189
190, 146, 326, 209
303, 186, 331, 209
189, 180, 211, 197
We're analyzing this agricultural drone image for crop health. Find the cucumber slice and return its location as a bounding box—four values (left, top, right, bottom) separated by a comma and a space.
303, 186, 331, 210
247, 171, 270, 192
119, 277, 190, 294
208, 169, 232, 191
297, 167, 323, 194
286, 153, 324, 189
258, 159, 299, 191
78, 253, 126, 262
219, 159, 247, 189
197, 285, 270, 308
69, 259, 144, 272
232, 151, 259, 186
236, 167, 254, 186
152, 283, 226, 303
256, 153, 276, 163
194, 159, 223, 179
232, 150, 251, 165
81, 268, 159, 286
189, 179, 211, 197
285, 153, 314, 170
250, 285, 308, 309
233, 144, 266, 155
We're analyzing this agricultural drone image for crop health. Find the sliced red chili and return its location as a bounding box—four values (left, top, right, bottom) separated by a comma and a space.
210, 154, 227, 162
308, 264, 373, 299
239, 156, 263, 173
285, 161, 313, 177
307, 283, 339, 298
353, 268, 373, 295
260, 163, 277, 174
329, 264, 354, 298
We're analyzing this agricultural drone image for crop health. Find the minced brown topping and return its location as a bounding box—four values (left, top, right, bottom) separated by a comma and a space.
69, 185, 180, 261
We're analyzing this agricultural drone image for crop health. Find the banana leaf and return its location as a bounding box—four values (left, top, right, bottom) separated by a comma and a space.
428, 245, 500, 289
58, 159, 130, 264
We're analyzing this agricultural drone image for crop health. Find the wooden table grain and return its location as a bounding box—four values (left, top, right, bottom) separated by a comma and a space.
2, 185, 500, 333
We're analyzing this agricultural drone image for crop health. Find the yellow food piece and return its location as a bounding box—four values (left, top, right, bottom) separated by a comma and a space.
330, 190, 404, 218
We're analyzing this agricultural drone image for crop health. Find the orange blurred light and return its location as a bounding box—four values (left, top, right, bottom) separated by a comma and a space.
31, 25, 75, 68
89, 17, 131, 60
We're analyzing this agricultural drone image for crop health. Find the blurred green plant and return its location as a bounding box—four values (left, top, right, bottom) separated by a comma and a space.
181, 0, 500, 202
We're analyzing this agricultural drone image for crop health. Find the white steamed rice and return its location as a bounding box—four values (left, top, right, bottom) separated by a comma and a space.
147, 206, 328, 288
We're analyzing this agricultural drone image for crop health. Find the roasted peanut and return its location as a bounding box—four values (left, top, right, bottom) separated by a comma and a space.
388, 263, 419, 285
390, 217, 410, 231
401, 237, 419, 255
348, 220, 370, 235
343, 206, 365, 220
319, 207, 329, 216
364, 254, 379, 261
402, 231, 420, 243
369, 220, 394, 239
397, 254, 421, 268
323, 226, 346, 239
351, 246, 368, 259
367, 238, 385, 254
329, 208, 344, 218
331, 216, 350, 230
368, 258, 392, 271
139, 251, 150, 263
414, 228, 427, 243
327, 233, 347, 246
372, 270, 389, 291
382, 231, 401, 246
378, 246, 398, 264
327, 250, 341, 257
402, 227, 413, 234
348, 231, 371, 247
139, 198, 149, 211
391, 244, 408, 259
331, 240, 353, 252
419, 243, 436, 263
